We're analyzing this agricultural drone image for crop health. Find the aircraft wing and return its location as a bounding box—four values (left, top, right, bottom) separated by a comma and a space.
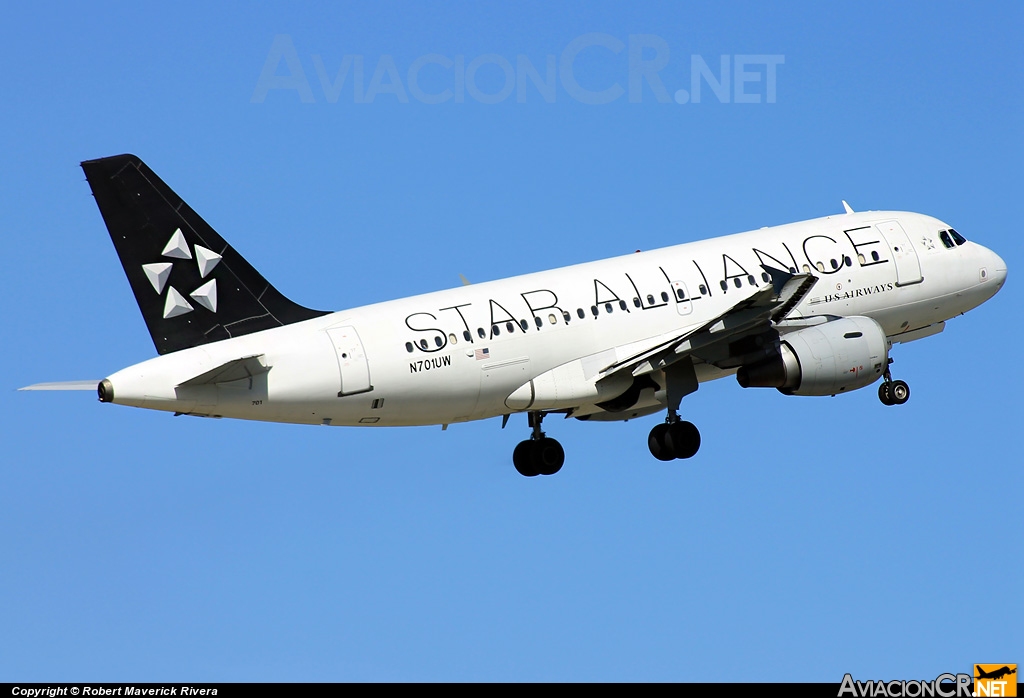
596, 266, 817, 382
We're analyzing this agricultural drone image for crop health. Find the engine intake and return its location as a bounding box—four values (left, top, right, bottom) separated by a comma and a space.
736, 316, 888, 396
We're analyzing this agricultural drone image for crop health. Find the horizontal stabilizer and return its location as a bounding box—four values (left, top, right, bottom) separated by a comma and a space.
177, 355, 269, 387
19, 380, 99, 391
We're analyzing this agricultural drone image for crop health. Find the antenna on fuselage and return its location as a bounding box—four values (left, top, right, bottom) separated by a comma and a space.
842, 200, 854, 214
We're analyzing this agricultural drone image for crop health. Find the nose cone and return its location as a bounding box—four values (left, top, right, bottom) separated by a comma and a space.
983, 246, 1008, 290
991, 250, 1008, 287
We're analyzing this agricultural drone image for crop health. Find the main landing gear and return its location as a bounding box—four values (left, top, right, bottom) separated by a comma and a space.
877, 361, 910, 406
648, 358, 702, 462
511, 361, 704, 476
648, 413, 701, 461
513, 411, 565, 477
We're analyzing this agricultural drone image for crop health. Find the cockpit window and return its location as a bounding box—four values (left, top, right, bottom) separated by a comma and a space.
949, 228, 967, 246
939, 230, 955, 249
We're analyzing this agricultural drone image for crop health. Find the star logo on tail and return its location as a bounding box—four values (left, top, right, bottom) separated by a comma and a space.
143, 229, 223, 318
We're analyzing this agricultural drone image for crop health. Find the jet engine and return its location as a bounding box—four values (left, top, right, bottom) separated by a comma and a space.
736, 316, 888, 396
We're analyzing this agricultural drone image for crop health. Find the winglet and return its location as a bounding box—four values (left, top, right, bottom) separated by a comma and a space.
459, 274, 471, 286
772, 274, 818, 323
761, 265, 794, 297
842, 200, 854, 214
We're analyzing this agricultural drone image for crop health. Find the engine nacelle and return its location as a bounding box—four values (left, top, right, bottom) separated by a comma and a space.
736, 316, 888, 396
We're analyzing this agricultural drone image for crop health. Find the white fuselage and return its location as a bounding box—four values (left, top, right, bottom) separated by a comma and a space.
104, 211, 1006, 426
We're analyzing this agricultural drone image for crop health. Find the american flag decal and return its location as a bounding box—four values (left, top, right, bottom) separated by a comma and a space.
475, 348, 490, 360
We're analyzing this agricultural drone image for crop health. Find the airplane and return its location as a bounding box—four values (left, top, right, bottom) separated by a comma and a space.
976, 666, 1016, 681
21, 154, 1007, 477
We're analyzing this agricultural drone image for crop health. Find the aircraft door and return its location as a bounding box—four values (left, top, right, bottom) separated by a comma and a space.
326, 326, 372, 396
875, 221, 923, 286
671, 280, 693, 315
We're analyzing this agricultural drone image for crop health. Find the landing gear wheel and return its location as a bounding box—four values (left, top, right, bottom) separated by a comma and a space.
890, 379, 910, 405
512, 413, 565, 477
648, 423, 675, 461
648, 421, 701, 460
666, 421, 701, 459
535, 437, 564, 476
878, 381, 894, 406
513, 440, 540, 477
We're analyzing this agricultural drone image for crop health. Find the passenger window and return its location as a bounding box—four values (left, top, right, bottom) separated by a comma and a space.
844, 256, 852, 267
816, 262, 825, 273
720, 280, 728, 291
676, 288, 686, 300
591, 306, 599, 317
477, 327, 486, 339
761, 273, 769, 283
562, 311, 571, 323
548, 313, 557, 325
661, 292, 669, 302
633, 297, 641, 308
577, 308, 585, 319
604, 303, 613, 314
619, 300, 628, 310
535, 316, 543, 328
647, 294, 655, 304
419, 339, 429, 350
492, 325, 500, 336
699, 285, 707, 295
448, 333, 457, 345
506, 321, 515, 333
871, 251, 880, 261
434, 336, 443, 347
747, 275, 756, 286
405, 342, 414, 353
733, 278, 742, 288
830, 259, 838, 270
463, 330, 471, 342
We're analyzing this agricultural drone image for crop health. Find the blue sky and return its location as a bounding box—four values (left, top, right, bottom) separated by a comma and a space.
2, 1, 1020, 682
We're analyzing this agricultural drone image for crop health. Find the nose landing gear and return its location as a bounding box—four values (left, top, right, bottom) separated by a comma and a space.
512, 411, 565, 477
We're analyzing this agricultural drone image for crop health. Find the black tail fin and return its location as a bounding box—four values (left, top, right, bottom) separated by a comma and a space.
82, 154, 328, 355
